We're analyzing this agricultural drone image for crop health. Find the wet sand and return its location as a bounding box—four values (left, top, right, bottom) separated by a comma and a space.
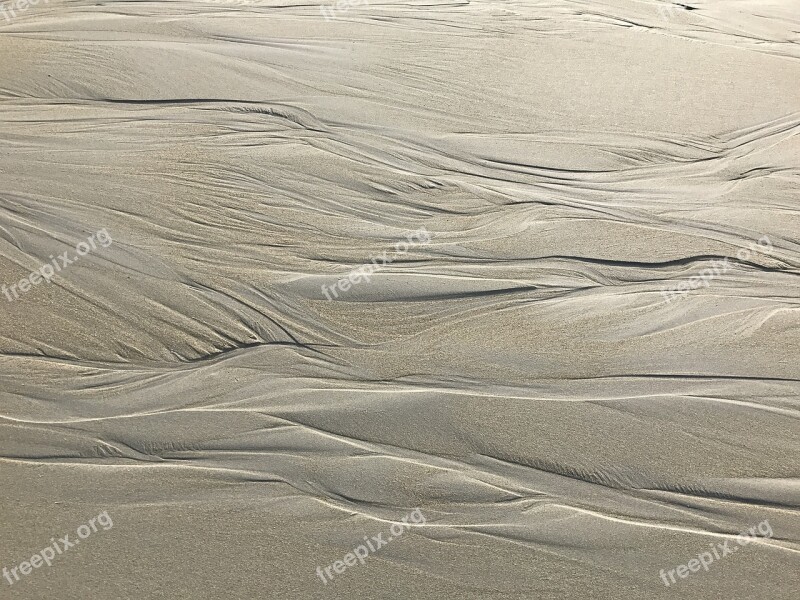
1, 0, 799, 598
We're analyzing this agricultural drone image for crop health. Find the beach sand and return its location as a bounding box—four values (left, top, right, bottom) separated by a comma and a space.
1, 0, 799, 597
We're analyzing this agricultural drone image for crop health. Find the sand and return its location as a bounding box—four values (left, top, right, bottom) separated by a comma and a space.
1, 0, 799, 598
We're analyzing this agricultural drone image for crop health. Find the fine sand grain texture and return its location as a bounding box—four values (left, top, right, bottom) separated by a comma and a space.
1, 0, 799, 598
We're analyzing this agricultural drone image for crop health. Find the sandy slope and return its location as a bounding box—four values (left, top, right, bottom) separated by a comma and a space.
1, 0, 799, 598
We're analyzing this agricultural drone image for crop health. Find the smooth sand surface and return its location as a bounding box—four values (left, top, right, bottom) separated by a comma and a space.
1, 0, 799, 598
